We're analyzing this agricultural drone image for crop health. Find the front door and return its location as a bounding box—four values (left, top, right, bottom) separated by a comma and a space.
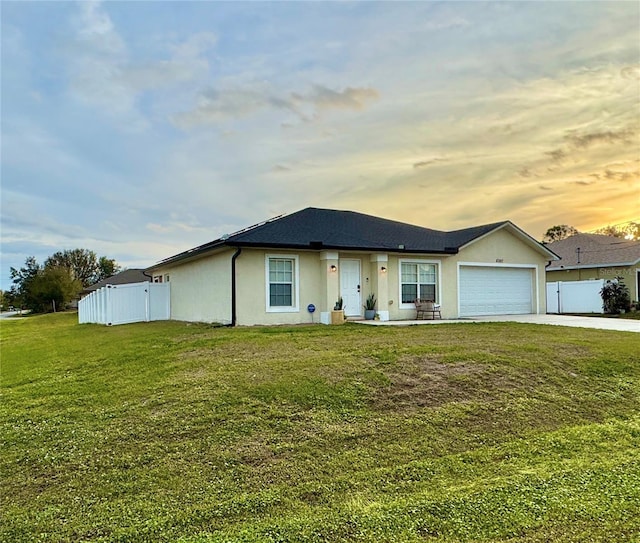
340, 259, 361, 317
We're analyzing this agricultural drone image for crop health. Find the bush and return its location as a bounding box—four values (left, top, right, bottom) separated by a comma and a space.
600, 276, 631, 314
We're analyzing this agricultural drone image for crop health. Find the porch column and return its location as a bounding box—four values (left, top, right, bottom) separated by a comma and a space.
370, 254, 390, 321
320, 251, 340, 324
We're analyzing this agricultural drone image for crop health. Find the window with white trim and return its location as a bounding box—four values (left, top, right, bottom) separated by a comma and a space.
266, 255, 299, 311
401, 262, 437, 303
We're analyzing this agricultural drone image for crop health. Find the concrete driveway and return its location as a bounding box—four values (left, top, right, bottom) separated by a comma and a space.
465, 314, 640, 333
359, 314, 640, 332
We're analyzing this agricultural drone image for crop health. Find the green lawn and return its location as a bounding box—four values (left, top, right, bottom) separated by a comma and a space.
1, 313, 639, 542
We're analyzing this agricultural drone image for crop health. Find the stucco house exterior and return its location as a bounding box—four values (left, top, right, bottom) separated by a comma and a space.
545, 234, 640, 302
146, 208, 558, 326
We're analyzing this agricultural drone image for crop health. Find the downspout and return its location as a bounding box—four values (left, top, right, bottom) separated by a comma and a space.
230, 247, 242, 326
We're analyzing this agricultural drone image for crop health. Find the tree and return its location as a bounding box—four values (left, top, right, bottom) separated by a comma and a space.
8, 250, 121, 313
29, 267, 82, 313
10, 256, 84, 313
10, 256, 41, 309
97, 256, 121, 282
44, 249, 121, 287
593, 222, 640, 241
543, 225, 579, 243
45, 249, 99, 287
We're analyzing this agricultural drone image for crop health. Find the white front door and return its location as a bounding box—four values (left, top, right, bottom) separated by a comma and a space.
340, 259, 361, 317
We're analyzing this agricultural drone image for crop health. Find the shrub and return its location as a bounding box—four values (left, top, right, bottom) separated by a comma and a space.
600, 276, 631, 314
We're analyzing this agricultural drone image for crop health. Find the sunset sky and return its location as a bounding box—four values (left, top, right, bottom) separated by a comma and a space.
1, 1, 639, 289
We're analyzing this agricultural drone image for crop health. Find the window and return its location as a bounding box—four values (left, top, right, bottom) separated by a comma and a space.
153, 275, 163, 283
401, 262, 438, 303
266, 255, 299, 312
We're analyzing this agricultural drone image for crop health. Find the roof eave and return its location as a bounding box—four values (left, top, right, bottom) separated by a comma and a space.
146, 241, 229, 271
548, 259, 640, 271
230, 241, 459, 254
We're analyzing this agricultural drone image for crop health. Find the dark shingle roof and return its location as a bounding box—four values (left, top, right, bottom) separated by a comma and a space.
546, 233, 640, 269
150, 207, 552, 269
229, 208, 506, 252
83, 269, 149, 293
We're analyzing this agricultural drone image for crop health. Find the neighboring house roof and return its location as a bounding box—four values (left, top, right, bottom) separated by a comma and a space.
83, 269, 150, 293
546, 233, 640, 270
148, 207, 557, 270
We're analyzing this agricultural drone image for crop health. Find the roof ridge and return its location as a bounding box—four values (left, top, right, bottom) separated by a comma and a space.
446, 220, 508, 234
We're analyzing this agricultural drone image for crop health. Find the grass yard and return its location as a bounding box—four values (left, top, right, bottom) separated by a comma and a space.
1, 313, 639, 543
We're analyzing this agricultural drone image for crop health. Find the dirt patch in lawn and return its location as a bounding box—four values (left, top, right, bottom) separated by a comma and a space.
370, 356, 529, 411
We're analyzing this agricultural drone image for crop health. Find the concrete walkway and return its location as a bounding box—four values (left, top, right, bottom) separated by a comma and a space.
358, 314, 640, 333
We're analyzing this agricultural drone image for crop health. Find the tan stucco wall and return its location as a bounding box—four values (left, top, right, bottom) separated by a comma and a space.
150, 226, 550, 325
153, 250, 233, 324
380, 254, 442, 319
547, 265, 639, 302
235, 249, 323, 326
446, 228, 549, 316
375, 228, 548, 319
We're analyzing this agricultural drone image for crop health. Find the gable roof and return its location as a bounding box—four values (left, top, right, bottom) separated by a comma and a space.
83, 269, 150, 293
148, 207, 556, 269
546, 233, 640, 270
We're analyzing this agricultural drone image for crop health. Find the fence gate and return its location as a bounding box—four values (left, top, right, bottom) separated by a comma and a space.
78, 282, 170, 325
546, 279, 604, 314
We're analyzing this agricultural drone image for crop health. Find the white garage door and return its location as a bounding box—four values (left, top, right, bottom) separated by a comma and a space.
459, 266, 533, 316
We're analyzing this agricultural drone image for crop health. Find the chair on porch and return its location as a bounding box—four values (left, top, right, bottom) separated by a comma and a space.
414, 299, 442, 320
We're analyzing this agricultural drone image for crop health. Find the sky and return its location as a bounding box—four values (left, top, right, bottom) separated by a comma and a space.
1, 1, 639, 290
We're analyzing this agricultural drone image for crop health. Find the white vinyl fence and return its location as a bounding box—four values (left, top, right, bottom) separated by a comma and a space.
546, 279, 604, 314
79, 282, 170, 325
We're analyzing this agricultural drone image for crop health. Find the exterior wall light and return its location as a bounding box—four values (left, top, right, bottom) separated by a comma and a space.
330, 265, 337, 273
380, 266, 387, 273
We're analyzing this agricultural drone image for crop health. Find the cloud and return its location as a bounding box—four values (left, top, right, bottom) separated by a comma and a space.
172, 83, 379, 128
621, 65, 640, 80
146, 221, 203, 234
413, 158, 448, 169
564, 128, 636, 149
518, 168, 535, 178
299, 85, 379, 111
171, 32, 218, 59
65, 2, 216, 127
545, 149, 566, 162
424, 16, 471, 31
603, 168, 638, 182
74, 0, 125, 56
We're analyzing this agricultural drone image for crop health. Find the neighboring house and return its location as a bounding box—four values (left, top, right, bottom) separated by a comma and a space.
80, 268, 150, 298
146, 207, 558, 326
545, 234, 640, 302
